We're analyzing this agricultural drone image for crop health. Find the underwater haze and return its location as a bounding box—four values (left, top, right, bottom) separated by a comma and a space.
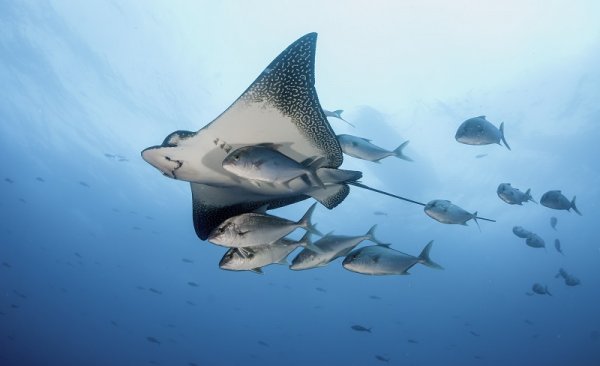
2, 1, 600, 365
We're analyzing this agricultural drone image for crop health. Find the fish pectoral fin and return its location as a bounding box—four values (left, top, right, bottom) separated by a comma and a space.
252, 159, 266, 168
250, 267, 264, 274
276, 258, 289, 265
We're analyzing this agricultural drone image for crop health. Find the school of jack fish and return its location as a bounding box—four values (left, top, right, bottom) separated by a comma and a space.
141, 33, 582, 285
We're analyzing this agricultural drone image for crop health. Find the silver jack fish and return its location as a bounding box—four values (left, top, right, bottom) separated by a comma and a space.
532, 283, 552, 296
497, 183, 536, 205
290, 225, 387, 271
525, 233, 545, 249
550, 217, 558, 230
219, 232, 318, 274
222, 144, 326, 189
424, 199, 495, 228
208, 203, 320, 248
512, 226, 532, 239
540, 190, 581, 215
342, 241, 443, 275
554, 239, 564, 255
455, 116, 510, 150
555, 268, 580, 286
336, 134, 413, 163
323, 109, 354, 127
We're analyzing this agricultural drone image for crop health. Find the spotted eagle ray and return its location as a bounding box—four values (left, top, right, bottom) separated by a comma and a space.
142, 33, 432, 240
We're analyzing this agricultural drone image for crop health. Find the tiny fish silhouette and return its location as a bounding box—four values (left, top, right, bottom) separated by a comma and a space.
182, 258, 194, 263
470, 331, 481, 337
148, 288, 162, 295
146, 336, 160, 344
79, 181, 90, 188
257, 340, 269, 347
35, 177, 45, 182
407, 339, 419, 344
315, 287, 327, 293
4, 177, 14, 183
351, 325, 371, 333
187, 282, 199, 287
369, 295, 382, 300
375, 355, 389, 362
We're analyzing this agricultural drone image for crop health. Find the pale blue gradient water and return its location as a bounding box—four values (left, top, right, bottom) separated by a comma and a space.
1, 1, 600, 365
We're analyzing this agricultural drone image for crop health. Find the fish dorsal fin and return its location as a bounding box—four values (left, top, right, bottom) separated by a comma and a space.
478, 115, 486, 119
253, 204, 270, 214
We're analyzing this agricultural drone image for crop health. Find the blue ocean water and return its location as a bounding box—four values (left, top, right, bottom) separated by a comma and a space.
1, 1, 600, 365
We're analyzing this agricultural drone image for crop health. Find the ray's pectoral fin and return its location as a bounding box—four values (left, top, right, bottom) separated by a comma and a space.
191, 183, 309, 240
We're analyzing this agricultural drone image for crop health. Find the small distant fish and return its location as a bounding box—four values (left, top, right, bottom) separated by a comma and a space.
257, 340, 269, 347
222, 144, 326, 189
375, 355, 390, 362
474, 355, 484, 360
145, 216, 154, 220
512, 226, 532, 239
135, 286, 146, 291
323, 109, 355, 127
12, 290, 27, 299
525, 233, 545, 249
455, 115, 510, 150
79, 181, 90, 188
407, 339, 419, 344
186, 300, 196, 306
19, 198, 27, 203
550, 217, 558, 230
132, 226, 141, 231
148, 288, 162, 295
104, 153, 115, 158
315, 287, 327, 293
111, 320, 118, 327
2, 261, 11, 268
35, 177, 45, 182
369, 295, 382, 300
540, 190, 581, 215
351, 325, 372, 333
554, 239, 564, 255
532, 283, 552, 296
373, 211, 388, 216
146, 336, 160, 344
475, 154, 488, 159
524, 319, 534, 326
337, 134, 413, 163
11, 304, 19, 309
74, 252, 82, 258
4, 177, 14, 183
497, 183, 536, 205
469, 331, 481, 337
187, 281, 199, 287
555, 268, 580, 286
182, 258, 194, 263
424, 199, 495, 227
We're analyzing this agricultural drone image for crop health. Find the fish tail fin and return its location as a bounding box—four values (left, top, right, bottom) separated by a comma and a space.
472, 212, 481, 232
571, 196, 582, 216
332, 109, 344, 118
525, 188, 537, 204
298, 231, 324, 254
305, 157, 327, 189
418, 241, 444, 270
392, 140, 413, 162
366, 224, 390, 246
499, 122, 511, 150
545, 286, 552, 296
298, 203, 322, 236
